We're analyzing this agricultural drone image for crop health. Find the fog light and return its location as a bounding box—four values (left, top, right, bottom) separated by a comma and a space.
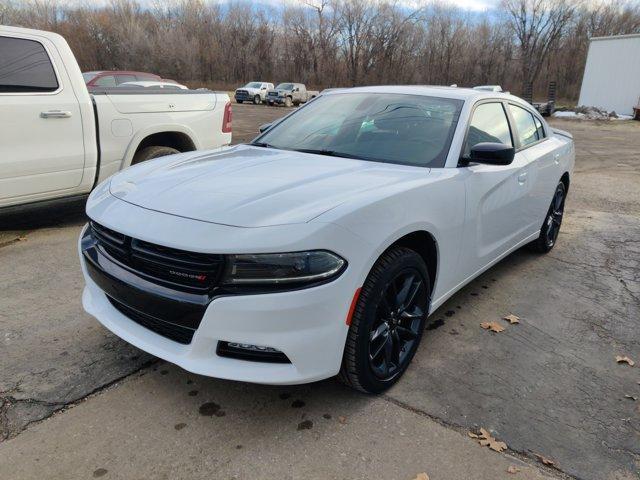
227, 342, 281, 353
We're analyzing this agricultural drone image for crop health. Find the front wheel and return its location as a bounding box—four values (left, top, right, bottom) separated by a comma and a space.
339, 247, 430, 393
236, 100, 243, 104
253, 95, 261, 105
529, 181, 566, 253
284, 96, 293, 107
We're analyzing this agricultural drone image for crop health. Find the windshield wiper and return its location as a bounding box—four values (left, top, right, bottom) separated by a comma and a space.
292, 148, 371, 161
251, 141, 274, 148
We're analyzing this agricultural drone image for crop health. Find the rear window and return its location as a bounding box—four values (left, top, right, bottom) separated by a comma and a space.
94, 75, 116, 87
509, 104, 539, 147
0, 36, 59, 93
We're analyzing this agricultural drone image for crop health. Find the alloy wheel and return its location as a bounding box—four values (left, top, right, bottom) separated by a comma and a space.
545, 184, 565, 248
368, 268, 427, 380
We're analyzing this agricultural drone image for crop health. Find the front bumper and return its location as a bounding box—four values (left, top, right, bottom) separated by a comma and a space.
266, 96, 285, 104
78, 210, 366, 384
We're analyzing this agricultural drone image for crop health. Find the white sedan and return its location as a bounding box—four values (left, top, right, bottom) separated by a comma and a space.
79, 86, 574, 393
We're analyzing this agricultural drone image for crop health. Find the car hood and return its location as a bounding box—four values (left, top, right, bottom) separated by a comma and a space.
109, 145, 426, 227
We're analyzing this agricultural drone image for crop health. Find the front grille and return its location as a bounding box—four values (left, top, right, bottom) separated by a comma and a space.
90, 222, 225, 292
108, 296, 195, 344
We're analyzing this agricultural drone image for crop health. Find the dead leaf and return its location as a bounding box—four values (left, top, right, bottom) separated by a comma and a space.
17, 236, 27, 242
338, 416, 347, 424
624, 395, 637, 401
476, 428, 507, 452
480, 321, 505, 333
534, 454, 556, 467
503, 314, 520, 324
507, 465, 521, 474
616, 355, 635, 366
468, 431, 479, 438
412, 474, 429, 480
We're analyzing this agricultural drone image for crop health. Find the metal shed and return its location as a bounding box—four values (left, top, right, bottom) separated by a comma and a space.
578, 34, 640, 116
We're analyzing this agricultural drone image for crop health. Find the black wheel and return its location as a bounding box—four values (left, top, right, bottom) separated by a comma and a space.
253, 95, 261, 105
339, 247, 430, 393
236, 100, 243, 104
131, 146, 179, 165
529, 181, 566, 253
284, 96, 293, 108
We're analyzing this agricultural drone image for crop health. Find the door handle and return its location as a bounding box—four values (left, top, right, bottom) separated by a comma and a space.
517, 172, 528, 184
554, 153, 561, 164
41, 110, 72, 119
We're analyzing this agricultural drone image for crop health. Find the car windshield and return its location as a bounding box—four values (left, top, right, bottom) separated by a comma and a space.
276, 83, 294, 90
245, 82, 262, 88
255, 93, 463, 167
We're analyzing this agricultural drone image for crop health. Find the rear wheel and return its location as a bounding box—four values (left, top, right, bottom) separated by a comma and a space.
339, 247, 430, 393
529, 181, 566, 253
253, 95, 261, 105
131, 146, 179, 165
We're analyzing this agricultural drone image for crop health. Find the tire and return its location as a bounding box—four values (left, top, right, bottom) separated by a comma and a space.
253, 95, 261, 105
131, 146, 180, 165
236, 100, 243, 104
339, 247, 431, 393
284, 96, 293, 108
528, 181, 566, 253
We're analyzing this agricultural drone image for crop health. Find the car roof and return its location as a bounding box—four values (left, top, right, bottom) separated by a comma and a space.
89, 70, 159, 76
323, 85, 523, 103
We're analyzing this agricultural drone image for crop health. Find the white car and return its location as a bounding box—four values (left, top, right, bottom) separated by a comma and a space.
119, 81, 189, 90
79, 86, 574, 393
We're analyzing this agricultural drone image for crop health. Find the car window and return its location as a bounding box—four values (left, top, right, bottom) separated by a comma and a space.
463, 103, 512, 157
257, 93, 463, 168
115, 75, 136, 85
94, 75, 116, 87
534, 115, 545, 139
509, 104, 539, 147
0, 36, 59, 92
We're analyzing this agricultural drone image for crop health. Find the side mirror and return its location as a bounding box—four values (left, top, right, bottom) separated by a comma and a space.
468, 142, 515, 165
259, 123, 273, 133
261, 87, 266, 90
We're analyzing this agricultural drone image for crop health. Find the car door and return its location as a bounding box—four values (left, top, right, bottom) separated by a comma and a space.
508, 106, 562, 232
0, 33, 85, 202
457, 100, 537, 278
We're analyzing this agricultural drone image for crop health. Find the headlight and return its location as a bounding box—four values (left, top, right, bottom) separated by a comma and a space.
223, 251, 346, 286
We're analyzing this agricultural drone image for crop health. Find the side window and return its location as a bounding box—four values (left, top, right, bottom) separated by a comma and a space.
464, 103, 512, 157
115, 75, 136, 85
534, 116, 545, 139
0, 36, 59, 92
94, 75, 116, 87
509, 104, 539, 147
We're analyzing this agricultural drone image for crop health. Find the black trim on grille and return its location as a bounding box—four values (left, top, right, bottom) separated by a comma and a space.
90, 221, 224, 292
108, 296, 195, 344
216, 341, 291, 364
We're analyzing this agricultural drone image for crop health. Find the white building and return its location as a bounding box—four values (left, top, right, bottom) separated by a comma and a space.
578, 34, 640, 116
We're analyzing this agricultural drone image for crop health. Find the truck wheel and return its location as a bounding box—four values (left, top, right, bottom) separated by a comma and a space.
132, 146, 179, 165
284, 96, 293, 108
236, 100, 243, 104
253, 95, 261, 105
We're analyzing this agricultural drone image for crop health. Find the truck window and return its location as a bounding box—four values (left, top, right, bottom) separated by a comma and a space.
0, 36, 59, 93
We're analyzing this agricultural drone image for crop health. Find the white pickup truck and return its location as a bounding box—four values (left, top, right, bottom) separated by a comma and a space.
0, 26, 232, 211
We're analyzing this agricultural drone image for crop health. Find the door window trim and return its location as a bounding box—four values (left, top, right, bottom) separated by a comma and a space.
458, 99, 514, 166
0, 34, 63, 97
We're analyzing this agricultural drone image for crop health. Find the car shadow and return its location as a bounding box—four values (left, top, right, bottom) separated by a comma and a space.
0, 197, 87, 231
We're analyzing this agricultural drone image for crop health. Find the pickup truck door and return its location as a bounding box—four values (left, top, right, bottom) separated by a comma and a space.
457, 101, 535, 279
0, 33, 85, 203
